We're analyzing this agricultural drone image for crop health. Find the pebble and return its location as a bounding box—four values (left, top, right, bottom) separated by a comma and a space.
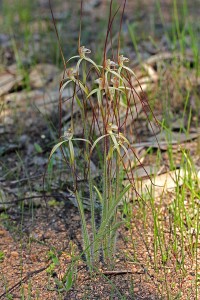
11, 251, 19, 258
0, 230, 5, 236
132, 267, 137, 273
73, 215, 80, 221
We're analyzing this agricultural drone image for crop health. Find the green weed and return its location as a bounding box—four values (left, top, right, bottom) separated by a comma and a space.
0, 250, 5, 262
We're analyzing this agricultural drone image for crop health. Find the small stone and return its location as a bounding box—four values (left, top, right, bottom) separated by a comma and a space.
0, 230, 5, 236
77, 294, 82, 298
73, 215, 80, 221
132, 267, 137, 273
11, 251, 19, 258
23, 283, 29, 289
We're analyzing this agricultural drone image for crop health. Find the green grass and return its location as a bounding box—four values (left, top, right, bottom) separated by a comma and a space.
0, 0, 199, 298
122, 150, 199, 298
123, 0, 200, 298
0, 250, 5, 262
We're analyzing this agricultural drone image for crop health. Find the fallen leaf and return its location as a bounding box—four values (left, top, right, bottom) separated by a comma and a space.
29, 64, 60, 88
124, 168, 200, 201
131, 130, 200, 150
0, 69, 23, 96
130, 165, 162, 179
123, 147, 146, 170
3, 86, 73, 115
145, 51, 194, 66
148, 130, 199, 144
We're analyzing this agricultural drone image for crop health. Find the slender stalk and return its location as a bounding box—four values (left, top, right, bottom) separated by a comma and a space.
75, 191, 91, 270
102, 136, 109, 261
88, 163, 96, 262
195, 205, 199, 299
109, 151, 120, 258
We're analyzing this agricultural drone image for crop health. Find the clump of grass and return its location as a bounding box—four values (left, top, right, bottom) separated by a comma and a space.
47, 0, 157, 271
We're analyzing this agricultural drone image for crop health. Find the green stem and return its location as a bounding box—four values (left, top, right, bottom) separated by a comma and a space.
75, 191, 92, 271
88, 164, 97, 262
102, 138, 109, 260
110, 151, 120, 255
